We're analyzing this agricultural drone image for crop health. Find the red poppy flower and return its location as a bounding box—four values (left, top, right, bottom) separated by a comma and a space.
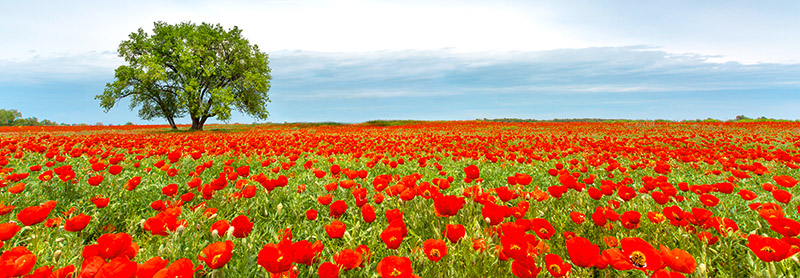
356, 244, 371, 267
530, 218, 555, 240
773, 175, 798, 188
318, 194, 333, 205
79, 256, 106, 277
620, 211, 641, 229
4, 182, 24, 194
433, 194, 465, 217
511, 255, 541, 278
64, 213, 91, 232
161, 183, 178, 197
422, 239, 447, 262
198, 240, 234, 269
738, 189, 758, 200
360, 204, 376, 223
772, 189, 792, 204
17, 201, 56, 226
330, 200, 347, 218
443, 224, 466, 243
698, 231, 718, 245
108, 165, 123, 175
769, 217, 800, 237
242, 185, 257, 198
659, 245, 696, 274
96, 257, 137, 278
545, 253, 571, 277
747, 234, 790, 262
783, 237, 800, 257
137, 257, 169, 278
566, 236, 601, 268
84, 232, 136, 260
0, 246, 37, 277
257, 240, 294, 274
126, 176, 141, 191
306, 209, 318, 221
386, 209, 404, 223
699, 194, 719, 207
210, 220, 230, 237
500, 230, 530, 261
569, 211, 585, 225
334, 249, 362, 270
50, 265, 76, 278
663, 206, 688, 226
91, 196, 110, 208
152, 258, 201, 278
617, 186, 637, 201
236, 165, 250, 177
88, 174, 104, 186
0, 222, 22, 241
381, 225, 405, 249
292, 240, 324, 266
0, 203, 15, 216
376, 256, 414, 278
231, 215, 253, 238
482, 202, 507, 226
326, 220, 346, 239
759, 203, 785, 220
318, 262, 340, 278
91, 162, 107, 172
609, 237, 663, 271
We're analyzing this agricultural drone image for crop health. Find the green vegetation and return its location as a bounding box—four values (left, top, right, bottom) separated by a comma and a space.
363, 120, 429, 126
97, 21, 272, 131
0, 109, 59, 126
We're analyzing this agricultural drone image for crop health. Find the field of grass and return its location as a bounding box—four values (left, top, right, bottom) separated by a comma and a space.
1, 121, 800, 277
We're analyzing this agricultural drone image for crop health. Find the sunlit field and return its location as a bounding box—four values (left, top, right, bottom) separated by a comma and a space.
1, 121, 800, 277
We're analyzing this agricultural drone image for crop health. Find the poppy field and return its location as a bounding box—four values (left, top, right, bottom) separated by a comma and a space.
1, 121, 800, 277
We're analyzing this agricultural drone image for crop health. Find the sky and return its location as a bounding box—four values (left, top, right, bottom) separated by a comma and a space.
1, 0, 799, 124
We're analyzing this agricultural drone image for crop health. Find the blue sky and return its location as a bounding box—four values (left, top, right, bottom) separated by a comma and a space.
1, 0, 799, 124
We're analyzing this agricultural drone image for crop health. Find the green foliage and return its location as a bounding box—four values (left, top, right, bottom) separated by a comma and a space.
97, 21, 272, 130
0, 109, 22, 126
363, 120, 428, 126
0, 109, 59, 126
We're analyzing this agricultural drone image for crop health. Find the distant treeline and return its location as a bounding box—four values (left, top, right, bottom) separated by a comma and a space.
0, 109, 60, 126
484, 115, 797, 123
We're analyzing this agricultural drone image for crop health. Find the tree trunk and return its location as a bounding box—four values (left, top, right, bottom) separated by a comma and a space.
166, 117, 177, 130
190, 117, 203, 130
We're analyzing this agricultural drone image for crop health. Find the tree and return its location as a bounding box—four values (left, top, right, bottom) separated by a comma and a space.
97, 21, 272, 130
0, 109, 22, 126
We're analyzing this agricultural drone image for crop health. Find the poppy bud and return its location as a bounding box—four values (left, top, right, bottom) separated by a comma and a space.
226, 226, 235, 239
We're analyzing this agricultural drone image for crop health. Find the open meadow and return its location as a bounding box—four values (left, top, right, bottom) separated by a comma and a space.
1, 121, 800, 277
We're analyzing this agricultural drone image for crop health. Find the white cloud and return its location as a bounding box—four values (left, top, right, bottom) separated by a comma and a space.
6, 0, 798, 64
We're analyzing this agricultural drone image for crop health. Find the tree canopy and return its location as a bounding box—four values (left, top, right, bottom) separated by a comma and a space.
0, 109, 60, 126
97, 21, 271, 130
